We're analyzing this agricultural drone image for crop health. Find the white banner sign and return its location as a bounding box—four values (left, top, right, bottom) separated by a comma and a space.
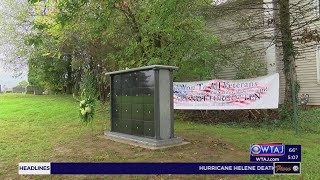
173, 73, 279, 110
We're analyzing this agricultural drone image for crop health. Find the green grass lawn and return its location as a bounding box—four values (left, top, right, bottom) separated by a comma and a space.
0, 94, 319, 179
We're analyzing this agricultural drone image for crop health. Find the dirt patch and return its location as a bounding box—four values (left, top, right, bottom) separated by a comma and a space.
50, 130, 246, 162
46, 131, 247, 179
100, 135, 189, 150
54, 146, 73, 154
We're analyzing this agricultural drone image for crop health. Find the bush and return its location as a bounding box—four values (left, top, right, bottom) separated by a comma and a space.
76, 71, 98, 124
79, 97, 95, 123
175, 109, 279, 124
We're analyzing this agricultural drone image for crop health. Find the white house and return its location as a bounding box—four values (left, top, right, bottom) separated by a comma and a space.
209, 0, 320, 105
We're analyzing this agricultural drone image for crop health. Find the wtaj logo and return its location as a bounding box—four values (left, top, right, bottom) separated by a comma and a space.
250, 142, 284, 156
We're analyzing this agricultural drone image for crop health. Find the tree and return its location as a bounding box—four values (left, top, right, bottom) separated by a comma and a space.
17, 80, 29, 87
0, 0, 32, 76
278, 0, 296, 110
24, 0, 222, 97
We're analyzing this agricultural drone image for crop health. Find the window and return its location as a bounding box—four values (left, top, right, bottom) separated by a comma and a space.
316, 45, 320, 83
212, 0, 228, 6
315, 0, 320, 16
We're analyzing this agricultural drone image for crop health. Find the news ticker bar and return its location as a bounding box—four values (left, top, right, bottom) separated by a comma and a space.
19, 162, 301, 175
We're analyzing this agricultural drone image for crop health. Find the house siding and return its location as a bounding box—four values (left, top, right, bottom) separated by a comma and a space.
290, 0, 320, 105
295, 44, 320, 105
207, 1, 266, 80
210, 0, 320, 105
275, 48, 286, 103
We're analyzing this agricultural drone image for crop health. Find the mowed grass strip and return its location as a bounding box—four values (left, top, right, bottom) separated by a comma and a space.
0, 94, 319, 179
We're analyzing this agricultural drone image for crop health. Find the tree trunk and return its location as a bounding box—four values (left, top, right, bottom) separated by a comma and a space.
99, 84, 107, 103
278, 0, 297, 110
66, 55, 74, 94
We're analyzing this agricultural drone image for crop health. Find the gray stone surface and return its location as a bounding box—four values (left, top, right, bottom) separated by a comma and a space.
159, 69, 171, 139
12, 86, 25, 93
104, 131, 183, 147
105, 65, 178, 75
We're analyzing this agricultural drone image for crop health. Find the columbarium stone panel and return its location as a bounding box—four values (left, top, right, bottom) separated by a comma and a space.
111, 70, 155, 137
105, 65, 182, 147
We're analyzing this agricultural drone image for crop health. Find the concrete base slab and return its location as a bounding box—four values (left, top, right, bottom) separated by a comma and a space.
102, 131, 189, 150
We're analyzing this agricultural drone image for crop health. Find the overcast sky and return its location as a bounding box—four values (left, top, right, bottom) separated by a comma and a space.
0, 1, 28, 90
0, 61, 28, 90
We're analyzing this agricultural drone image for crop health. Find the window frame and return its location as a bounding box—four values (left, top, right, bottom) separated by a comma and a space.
315, 0, 320, 16
316, 45, 320, 84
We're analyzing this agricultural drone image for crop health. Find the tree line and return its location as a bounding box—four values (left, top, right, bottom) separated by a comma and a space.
1, 0, 222, 101
1, 0, 319, 118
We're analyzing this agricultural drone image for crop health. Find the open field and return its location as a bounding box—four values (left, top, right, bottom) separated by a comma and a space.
0, 94, 319, 179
